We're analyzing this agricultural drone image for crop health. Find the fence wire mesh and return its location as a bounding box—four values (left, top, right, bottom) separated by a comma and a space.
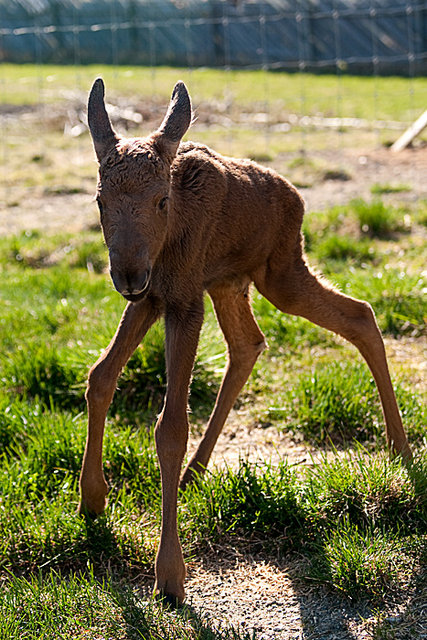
1, 0, 427, 74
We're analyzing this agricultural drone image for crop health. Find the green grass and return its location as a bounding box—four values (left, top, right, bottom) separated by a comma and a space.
0, 570, 257, 640
0, 395, 425, 618
2, 64, 427, 124
370, 183, 411, 195
0, 191, 425, 635
350, 199, 405, 237
269, 361, 384, 443
314, 233, 375, 265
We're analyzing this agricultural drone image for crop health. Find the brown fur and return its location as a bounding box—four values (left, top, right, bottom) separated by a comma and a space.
79, 79, 411, 605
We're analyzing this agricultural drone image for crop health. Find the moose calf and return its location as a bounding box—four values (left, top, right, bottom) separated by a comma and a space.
79, 79, 411, 604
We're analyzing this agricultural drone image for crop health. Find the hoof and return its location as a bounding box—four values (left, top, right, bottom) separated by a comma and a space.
154, 580, 185, 609
79, 476, 109, 517
154, 589, 184, 609
78, 493, 108, 518
78, 501, 103, 519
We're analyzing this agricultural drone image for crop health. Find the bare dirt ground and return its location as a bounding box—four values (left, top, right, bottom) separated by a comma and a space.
1, 105, 426, 638
1, 95, 427, 234
185, 550, 426, 640
1, 143, 426, 236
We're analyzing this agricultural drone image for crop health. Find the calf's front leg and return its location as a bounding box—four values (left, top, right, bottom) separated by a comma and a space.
79, 298, 160, 516
154, 299, 204, 605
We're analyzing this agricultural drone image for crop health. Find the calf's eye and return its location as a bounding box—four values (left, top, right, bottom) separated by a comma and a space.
158, 196, 168, 211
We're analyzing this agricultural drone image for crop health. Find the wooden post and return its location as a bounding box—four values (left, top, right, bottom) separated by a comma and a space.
391, 109, 427, 152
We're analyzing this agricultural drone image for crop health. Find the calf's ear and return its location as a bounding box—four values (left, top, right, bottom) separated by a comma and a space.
87, 78, 119, 162
155, 81, 192, 159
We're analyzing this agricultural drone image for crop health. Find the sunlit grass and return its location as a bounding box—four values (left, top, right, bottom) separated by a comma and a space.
0, 193, 425, 636
2, 64, 427, 125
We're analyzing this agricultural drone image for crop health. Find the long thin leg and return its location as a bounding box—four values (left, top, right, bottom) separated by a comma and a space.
180, 285, 266, 489
79, 298, 161, 515
255, 258, 411, 458
154, 297, 204, 604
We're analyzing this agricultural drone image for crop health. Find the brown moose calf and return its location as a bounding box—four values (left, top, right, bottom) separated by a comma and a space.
79, 79, 411, 605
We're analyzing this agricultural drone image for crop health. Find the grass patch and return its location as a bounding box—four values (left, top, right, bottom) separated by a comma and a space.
2, 66, 427, 210
0, 62, 426, 636
315, 233, 375, 264
315, 523, 405, 599
2, 65, 427, 124
181, 459, 303, 548
272, 361, 383, 445
335, 267, 426, 337
2, 344, 86, 411
0, 192, 425, 633
0, 384, 425, 629
266, 359, 425, 447
180, 451, 427, 600
303, 451, 427, 535
351, 199, 404, 237
0, 570, 256, 640
370, 183, 411, 195
0, 229, 107, 273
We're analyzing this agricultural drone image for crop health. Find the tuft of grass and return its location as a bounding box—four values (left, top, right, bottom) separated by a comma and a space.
0, 569, 256, 640
270, 361, 383, 445
181, 459, 303, 548
314, 234, 375, 264
303, 451, 426, 535
351, 199, 403, 237
370, 183, 411, 195
334, 268, 426, 337
268, 359, 425, 447
1, 344, 86, 411
69, 238, 108, 273
313, 523, 405, 600
322, 168, 351, 181
0, 230, 107, 273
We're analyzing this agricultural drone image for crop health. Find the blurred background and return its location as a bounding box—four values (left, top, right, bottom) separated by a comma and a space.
1, 0, 427, 235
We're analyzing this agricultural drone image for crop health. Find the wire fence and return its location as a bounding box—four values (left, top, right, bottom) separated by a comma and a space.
2, 0, 427, 74
1, 1, 427, 234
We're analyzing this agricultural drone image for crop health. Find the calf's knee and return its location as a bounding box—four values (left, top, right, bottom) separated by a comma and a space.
85, 360, 118, 410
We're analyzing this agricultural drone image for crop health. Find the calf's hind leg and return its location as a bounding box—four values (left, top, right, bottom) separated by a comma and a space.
79, 299, 160, 516
180, 285, 266, 489
255, 259, 411, 458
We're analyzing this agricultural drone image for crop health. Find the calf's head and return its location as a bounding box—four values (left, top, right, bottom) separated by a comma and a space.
87, 78, 192, 302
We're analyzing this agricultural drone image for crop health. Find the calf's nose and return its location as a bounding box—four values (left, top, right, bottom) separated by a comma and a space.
110, 267, 151, 297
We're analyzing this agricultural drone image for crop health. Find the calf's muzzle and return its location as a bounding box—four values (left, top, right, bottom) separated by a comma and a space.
110, 265, 152, 302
